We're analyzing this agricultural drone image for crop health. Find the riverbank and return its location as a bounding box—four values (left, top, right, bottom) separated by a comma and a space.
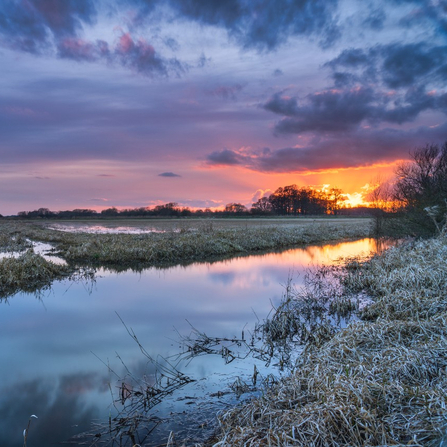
0, 218, 372, 269
213, 234, 447, 446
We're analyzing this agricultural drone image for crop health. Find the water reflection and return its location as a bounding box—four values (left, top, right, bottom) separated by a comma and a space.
0, 238, 388, 446
49, 223, 169, 234
0, 374, 103, 446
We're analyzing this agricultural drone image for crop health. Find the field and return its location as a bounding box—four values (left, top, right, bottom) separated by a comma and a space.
1, 217, 372, 267
43, 216, 370, 231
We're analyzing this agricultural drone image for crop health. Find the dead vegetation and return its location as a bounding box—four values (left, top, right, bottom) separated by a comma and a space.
0, 250, 96, 299
0, 250, 71, 298
0, 219, 372, 270
213, 234, 447, 446
80, 316, 195, 446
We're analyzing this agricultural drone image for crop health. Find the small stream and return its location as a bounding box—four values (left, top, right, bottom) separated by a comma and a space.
0, 238, 387, 446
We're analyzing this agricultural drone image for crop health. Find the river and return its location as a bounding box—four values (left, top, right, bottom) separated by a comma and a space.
0, 238, 385, 446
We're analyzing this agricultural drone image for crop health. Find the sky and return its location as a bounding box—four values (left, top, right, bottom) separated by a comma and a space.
0, 0, 446, 215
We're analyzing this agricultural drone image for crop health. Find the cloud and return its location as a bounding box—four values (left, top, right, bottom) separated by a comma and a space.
208, 84, 244, 100
206, 148, 245, 166
264, 87, 376, 133
0, 374, 102, 446
0, 1, 185, 77
89, 198, 109, 202
273, 69, 284, 77
395, 0, 447, 36
128, 0, 341, 50
205, 123, 447, 173
158, 172, 181, 177
362, 8, 386, 30
380, 43, 447, 88
115, 32, 171, 76
251, 188, 272, 203
57, 37, 107, 61
56, 31, 186, 76
0, 0, 96, 54
326, 43, 447, 89
264, 42, 447, 135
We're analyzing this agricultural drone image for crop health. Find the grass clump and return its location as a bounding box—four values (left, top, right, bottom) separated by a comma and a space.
0, 230, 32, 252
213, 234, 447, 446
0, 250, 71, 298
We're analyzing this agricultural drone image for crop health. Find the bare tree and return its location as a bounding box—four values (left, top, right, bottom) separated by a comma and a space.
393, 142, 447, 235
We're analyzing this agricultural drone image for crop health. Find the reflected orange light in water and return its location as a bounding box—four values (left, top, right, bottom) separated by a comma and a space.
200, 238, 385, 292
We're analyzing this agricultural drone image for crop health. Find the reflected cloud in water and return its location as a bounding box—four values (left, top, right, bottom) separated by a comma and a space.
0, 373, 104, 446
0, 238, 389, 445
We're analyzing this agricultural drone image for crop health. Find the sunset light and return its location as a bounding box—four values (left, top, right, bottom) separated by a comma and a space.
0, 0, 445, 215
1, 2, 446, 443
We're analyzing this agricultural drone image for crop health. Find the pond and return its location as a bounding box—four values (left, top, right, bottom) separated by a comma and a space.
0, 238, 385, 446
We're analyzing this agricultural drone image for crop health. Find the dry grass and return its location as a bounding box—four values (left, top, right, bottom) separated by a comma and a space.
212, 235, 447, 446
0, 219, 372, 269
0, 250, 71, 298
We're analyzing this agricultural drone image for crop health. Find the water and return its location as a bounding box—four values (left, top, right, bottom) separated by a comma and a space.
0, 238, 384, 446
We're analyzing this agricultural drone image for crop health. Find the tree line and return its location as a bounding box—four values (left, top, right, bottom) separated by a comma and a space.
16, 186, 357, 220
14, 140, 447, 237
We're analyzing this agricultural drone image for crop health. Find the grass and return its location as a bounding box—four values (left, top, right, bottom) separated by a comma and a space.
0, 218, 373, 270
0, 250, 71, 298
212, 234, 447, 446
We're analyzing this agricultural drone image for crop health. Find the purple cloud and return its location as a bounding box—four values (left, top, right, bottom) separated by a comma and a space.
206, 123, 447, 172
0, 0, 96, 53
207, 149, 245, 166
159, 172, 181, 177
208, 84, 244, 100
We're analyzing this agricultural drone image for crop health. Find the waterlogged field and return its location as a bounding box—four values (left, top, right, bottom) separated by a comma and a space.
46, 216, 371, 233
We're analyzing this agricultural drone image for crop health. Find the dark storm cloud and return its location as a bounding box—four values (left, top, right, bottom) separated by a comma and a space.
0, 0, 343, 78
128, 0, 341, 50
159, 172, 181, 177
205, 123, 447, 172
0, 0, 96, 53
